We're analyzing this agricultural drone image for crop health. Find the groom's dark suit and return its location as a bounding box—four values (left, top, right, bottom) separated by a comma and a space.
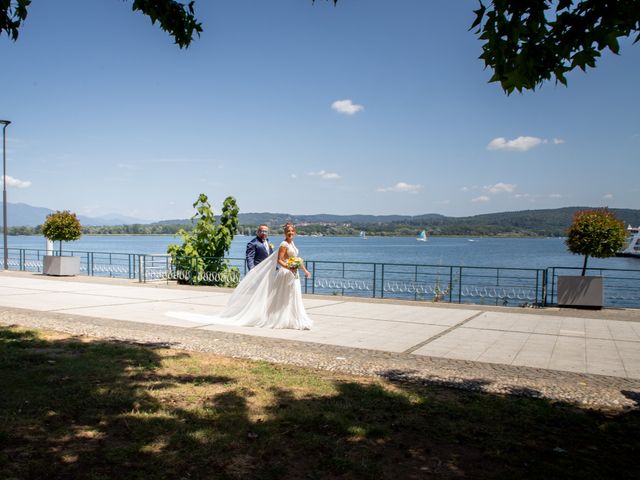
246, 236, 274, 270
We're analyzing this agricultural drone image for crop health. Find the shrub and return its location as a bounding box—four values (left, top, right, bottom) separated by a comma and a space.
167, 194, 240, 287
565, 209, 626, 275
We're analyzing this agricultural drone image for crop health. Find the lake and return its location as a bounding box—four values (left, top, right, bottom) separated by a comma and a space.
7, 234, 639, 271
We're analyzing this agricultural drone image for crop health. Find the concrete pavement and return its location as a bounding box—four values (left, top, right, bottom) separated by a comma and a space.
0, 271, 638, 381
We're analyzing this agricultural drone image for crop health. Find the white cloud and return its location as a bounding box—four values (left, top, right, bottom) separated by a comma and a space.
4, 175, 31, 188
331, 99, 364, 115
603, 193, 614, 199
290, 174, 297, 179
308, 170, 341, 180
549, 193, 563, 199
513, 193, 531, 199
377, 182, 423, 194
487, 136, 545, 152
553, 138, 565, 144
472, 195, 490, 203
437, 199, 450, 204
485, 182, 516, 194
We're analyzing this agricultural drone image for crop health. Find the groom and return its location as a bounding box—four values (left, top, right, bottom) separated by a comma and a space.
246, 224, 274, 271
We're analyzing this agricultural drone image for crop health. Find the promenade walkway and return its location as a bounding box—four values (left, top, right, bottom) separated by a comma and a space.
1, 271, 639, 409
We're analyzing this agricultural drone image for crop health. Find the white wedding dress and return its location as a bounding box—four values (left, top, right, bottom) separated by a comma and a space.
166, 241, 312, 330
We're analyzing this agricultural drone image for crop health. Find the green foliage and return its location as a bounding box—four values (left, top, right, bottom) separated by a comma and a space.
565, 209, 627, 275
0, 0, 30, 41
41, 210, 82, 254
131, 0, 202, 48
1, 0, 201, 48
167, 194, 240, 287
471, 0, 640, 93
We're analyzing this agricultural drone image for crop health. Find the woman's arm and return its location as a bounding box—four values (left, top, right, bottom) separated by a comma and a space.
301, 260, 311, 278
277, 245, 290, 270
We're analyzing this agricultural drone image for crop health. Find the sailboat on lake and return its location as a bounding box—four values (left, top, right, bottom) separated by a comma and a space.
416, 230, 428, 242
359, 231, 367, 239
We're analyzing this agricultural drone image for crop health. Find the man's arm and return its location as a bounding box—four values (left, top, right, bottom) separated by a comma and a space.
246, 240, 256, 270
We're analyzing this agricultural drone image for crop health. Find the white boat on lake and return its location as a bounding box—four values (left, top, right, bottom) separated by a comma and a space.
616, 225, 640, 258
416, 230, 428, 242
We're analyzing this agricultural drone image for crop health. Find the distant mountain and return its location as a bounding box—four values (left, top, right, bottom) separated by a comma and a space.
4, 203, 149, 227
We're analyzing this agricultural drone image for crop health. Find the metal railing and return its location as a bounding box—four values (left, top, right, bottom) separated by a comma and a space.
549, 266, 640, 309
4, 248, 639, 309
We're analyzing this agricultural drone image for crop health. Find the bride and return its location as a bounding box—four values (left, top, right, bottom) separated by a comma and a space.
167, 223, 313, 330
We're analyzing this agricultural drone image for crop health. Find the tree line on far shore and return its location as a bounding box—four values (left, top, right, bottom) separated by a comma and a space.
8, 206, 640, 238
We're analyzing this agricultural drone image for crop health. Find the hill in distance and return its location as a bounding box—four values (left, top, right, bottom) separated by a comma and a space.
149, 207, 640, 237
6, 203, 640, 237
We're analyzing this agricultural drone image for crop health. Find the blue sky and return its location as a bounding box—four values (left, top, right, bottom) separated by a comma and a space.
1, 0, 638, 221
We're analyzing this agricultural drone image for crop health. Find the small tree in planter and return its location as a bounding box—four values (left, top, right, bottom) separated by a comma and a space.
559, 209, 626, 308
41, 211, 82, 276
565, 209, 626, 275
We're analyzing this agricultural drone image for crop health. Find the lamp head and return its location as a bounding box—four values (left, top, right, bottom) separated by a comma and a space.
0, 120, 10, 127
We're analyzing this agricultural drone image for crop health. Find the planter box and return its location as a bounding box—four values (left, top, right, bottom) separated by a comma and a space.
557, 275, 603, 309
43, 255, 80, 276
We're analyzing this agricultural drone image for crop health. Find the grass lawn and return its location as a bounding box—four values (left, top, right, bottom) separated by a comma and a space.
1, 325, 639, 479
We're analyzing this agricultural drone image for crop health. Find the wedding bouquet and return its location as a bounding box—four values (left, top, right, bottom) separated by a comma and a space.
287, 257, 304, 278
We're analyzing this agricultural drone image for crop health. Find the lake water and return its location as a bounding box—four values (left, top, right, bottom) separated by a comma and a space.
7, 234, 639, 271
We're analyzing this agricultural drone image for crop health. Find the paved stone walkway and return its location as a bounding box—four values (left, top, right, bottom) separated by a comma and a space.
1, 271, 639, 409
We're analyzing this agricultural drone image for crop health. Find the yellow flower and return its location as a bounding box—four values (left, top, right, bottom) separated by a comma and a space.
287, 257, 303, 269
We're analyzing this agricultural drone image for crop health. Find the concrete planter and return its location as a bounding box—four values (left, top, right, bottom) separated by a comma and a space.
557, 275, 603, 309
43, 255, 80, 276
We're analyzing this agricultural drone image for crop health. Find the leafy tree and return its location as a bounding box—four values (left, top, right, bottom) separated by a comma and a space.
565, 209, 627, 275
471, 0, 640, 93
1, 0, 202, 48
4, 1, 638, 91
42, 210, 82, 254
167, 193, 240, 287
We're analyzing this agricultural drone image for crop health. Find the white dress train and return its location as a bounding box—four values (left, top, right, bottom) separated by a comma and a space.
166, 241, 312, 330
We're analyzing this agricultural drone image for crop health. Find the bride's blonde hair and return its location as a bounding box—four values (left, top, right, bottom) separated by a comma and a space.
283, 222, 296, 233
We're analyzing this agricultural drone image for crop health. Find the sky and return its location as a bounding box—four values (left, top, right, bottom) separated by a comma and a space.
1, 0, 639, 221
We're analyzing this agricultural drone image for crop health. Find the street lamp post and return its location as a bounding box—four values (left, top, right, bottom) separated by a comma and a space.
0, 120, 10, 270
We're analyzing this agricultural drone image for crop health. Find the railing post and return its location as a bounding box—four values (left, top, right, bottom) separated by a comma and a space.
304, 262, 308, 294
381, 264, 385, 299
372, 263, 376, 298
138, 255, 144, 283
341, 262, 345, 296
414, 265, 418, 301
449, 266, 453, 303
312, 261, 316, 294
458, 266, 463, 303
86, 253, 91, 277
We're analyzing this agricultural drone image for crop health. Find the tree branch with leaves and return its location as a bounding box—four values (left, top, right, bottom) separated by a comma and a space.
471, 0, 640, 93
1, 0, 202, 48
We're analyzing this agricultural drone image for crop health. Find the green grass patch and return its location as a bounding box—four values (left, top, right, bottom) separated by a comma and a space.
1, 325, 638, 479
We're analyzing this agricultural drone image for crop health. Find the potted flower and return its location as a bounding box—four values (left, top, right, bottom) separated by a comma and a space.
558, 209, 627, 308
41, 210, 82, 276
